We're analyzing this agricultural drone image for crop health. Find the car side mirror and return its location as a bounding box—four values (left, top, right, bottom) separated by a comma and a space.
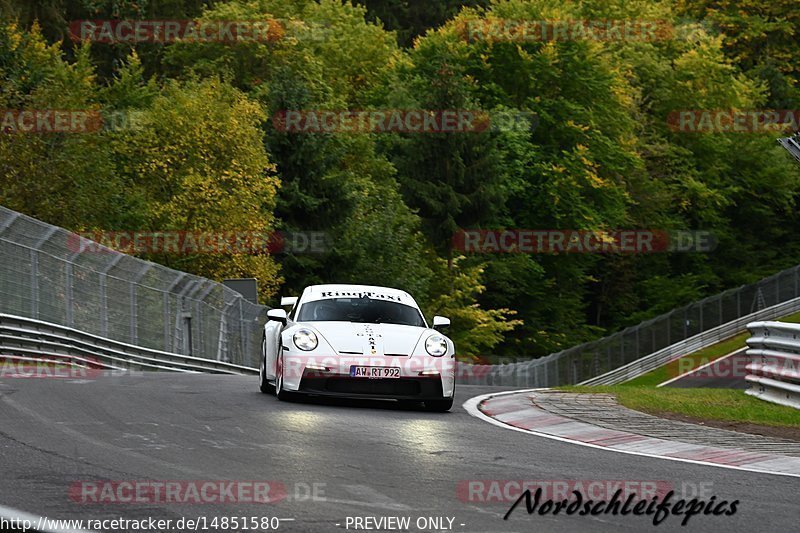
432, 316, 450, 330
267, 309, 288, 325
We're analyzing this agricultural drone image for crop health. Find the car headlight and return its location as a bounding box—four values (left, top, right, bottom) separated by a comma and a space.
425, 334, 447, 357
293, 328, 318, 351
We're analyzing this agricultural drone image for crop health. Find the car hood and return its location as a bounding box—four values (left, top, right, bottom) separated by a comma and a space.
305, 321, 428, 356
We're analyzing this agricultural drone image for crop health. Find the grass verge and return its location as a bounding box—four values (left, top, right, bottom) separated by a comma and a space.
559, 385, 800, 428
624, 309, 800, 387
556, 310, 800, 431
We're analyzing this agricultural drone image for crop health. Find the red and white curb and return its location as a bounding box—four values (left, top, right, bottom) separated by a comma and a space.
463, 389, 800, 478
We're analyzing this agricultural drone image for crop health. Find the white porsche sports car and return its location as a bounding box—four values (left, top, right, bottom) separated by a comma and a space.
258, 284, 456, 411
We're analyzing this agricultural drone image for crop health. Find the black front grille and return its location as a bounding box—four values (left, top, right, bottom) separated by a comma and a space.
299, 375, 443, 398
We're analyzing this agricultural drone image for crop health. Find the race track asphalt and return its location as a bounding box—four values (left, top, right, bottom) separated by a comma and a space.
0, 374, 795, 533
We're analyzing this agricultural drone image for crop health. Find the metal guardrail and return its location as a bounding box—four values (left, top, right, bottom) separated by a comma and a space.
579, 296, 800, 386
0, 206, 267, 367
0, 314, 257, 376
457, 264, 800, 387
456, 295, 800, 388
779, 132, 800, 165
745, 321, 800, 409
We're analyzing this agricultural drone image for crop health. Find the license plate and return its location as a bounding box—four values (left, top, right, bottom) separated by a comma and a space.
349, 366, 400, 379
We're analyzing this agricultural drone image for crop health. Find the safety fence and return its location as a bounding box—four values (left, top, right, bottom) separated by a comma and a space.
7, 204, 800, 388
457, 266, 800, 387
0, 206, 266, 368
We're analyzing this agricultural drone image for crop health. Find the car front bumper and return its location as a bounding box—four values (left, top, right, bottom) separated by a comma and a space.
281, 353, 456, 399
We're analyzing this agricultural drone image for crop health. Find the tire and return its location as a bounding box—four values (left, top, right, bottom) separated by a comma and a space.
259, 336, 275, 394
275, 350, 298, 402
424, 397, 454, 412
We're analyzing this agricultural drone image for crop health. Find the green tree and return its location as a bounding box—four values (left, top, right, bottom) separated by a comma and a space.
111, 75, 283, 299
0, 23, 124, 230
677, 0, 800, 107
424, 257, 521, 361
163, 0, 434, 303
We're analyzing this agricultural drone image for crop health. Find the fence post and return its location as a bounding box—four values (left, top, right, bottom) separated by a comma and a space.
699, 301, 704, 332
29, 227, 59, 321
30, 249, 38, 319
99, 273, 107, 337
130, 281, 137, 344
64, 249, 84, 329
795, 266, 799, 297
99, 255, 124, 339
65, 263, 73, 327
737, 290, 742, 317
239, 298, 246, 364
667, 311, 671, 345
217, 302, 234, 362
192, 281, 216, 359
164, 274, 186, 352
130, 265, 151, 346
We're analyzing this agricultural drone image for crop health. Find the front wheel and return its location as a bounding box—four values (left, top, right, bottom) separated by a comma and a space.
424, 397, 454, 412
259, 337, 274, 394
275, 351, 298, 402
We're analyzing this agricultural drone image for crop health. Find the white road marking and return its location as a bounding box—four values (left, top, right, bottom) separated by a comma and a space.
656, 348, 746, 388
463, 390, 800, 479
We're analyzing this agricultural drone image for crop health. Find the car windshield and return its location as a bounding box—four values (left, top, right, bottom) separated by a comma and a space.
297, 297, 425, 327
